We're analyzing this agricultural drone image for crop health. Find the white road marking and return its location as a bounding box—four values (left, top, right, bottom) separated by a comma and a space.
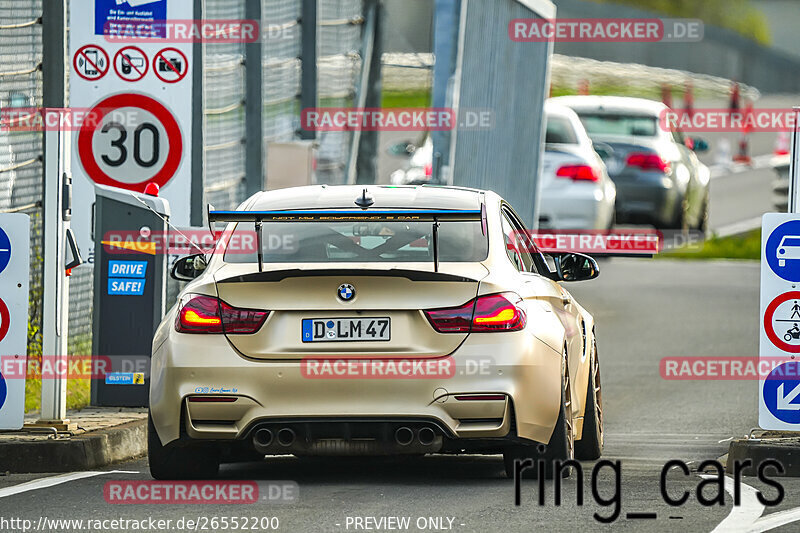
708, 474, 800, 533
0, 470, 138, 499
707, 474, 764, 533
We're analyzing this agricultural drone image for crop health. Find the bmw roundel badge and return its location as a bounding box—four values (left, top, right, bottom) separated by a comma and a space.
338, 283, 356, 301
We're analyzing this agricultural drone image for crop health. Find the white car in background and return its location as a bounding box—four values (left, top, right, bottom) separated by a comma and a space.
538, 102, 617, 230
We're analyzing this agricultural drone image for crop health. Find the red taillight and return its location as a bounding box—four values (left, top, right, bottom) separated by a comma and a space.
626, 153, 671, 173
424, 293, 526, 334
471, 293, 527, 332
188, 396, 238, 403
556, 164, 600, 182
176, 294, 268, 335
454, 394, 506, 401
423, 300, 474, 333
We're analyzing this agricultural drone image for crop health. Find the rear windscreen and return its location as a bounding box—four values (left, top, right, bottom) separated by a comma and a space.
545, 116, 579, 144
223, 220, 489, 263
578, 113, 657, 137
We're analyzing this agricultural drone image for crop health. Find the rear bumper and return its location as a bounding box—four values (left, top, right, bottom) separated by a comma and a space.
149, 319, 564, 450
539, 187, 614, 230
613, 175, 679, 226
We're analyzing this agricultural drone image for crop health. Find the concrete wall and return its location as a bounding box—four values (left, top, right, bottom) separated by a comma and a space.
552, 0, 800, 94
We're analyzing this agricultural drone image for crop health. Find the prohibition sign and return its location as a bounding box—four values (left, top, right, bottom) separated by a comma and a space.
764, 291, 800, 353
153, 47, 188, 83
114, 46, 148, 82
0, 297, 10, 344
73, 45, 109, 81
78, 93, 183, 192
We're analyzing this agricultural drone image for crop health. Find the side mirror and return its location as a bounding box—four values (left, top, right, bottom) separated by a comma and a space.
388, 141, 416, 157
690, 137, 709, 153
171, 254, 207, 282
552, 252, 600, 282
592, 142, 614, 162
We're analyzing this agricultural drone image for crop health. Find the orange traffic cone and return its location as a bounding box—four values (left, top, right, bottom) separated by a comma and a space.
683, 81, 694, 118
661, 84, 673, 108
729, 82, 741, 113
733, 133, 752, 164
775, 131, 790, 156
578, 79, 590, 95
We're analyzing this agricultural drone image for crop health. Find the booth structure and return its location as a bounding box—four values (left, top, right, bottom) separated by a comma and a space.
91, 185, 169, 407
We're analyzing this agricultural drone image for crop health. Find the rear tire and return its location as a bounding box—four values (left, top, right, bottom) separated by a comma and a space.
504, 354, 574, 479
148, 412, 220, 480
575, 341, 603, 460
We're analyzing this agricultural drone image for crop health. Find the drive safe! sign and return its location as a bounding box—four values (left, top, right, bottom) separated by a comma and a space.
68, 0, 193, 264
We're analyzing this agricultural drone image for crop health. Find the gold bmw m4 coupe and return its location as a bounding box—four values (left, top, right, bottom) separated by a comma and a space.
148, 185, 603, 479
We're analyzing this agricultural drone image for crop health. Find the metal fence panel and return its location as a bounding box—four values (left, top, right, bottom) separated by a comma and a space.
0, 1, 44, 355
449, 0, 554, 228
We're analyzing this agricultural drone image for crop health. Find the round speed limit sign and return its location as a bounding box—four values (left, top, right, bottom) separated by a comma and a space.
78, 94, 183, 192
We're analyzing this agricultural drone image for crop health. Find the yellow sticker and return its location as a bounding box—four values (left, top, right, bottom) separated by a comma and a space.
133, 373, 145, 385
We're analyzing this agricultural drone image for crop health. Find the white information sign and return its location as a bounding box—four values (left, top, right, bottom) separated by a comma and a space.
0, 214, 30, 430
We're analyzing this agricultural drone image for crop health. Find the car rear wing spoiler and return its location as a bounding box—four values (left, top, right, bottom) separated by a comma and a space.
208, 207, 488, 274
207, 209, 483, 223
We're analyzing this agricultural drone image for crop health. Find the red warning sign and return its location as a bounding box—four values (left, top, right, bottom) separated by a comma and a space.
0, 298, 9, 344
73, 45, 109, 81
77, 93, 183, 192
114, 46, 148, 82
153, 47, 188, 84
764, 291, 800, 353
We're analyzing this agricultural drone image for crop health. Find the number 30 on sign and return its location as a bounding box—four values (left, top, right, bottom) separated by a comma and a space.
77, 93, 183, 193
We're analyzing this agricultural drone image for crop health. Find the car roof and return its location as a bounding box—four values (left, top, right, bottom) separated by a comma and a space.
544, 100, 582, 121
246, 185, 486, 212
550, 95, 668, 117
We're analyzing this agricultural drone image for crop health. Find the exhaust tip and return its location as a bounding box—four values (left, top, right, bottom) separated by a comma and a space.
253, 428, 273, 448
277, 428, 296, 447
418, 427, 436, 446
395, 426, 414, 446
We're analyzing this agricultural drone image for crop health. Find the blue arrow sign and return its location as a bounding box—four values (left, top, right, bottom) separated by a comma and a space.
0, 371, 6, 410
0, 227, 11, 276
764, 362, 800, 423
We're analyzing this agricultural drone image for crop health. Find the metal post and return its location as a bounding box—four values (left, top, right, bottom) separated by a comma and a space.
788, 107, 800, 214
299, 0, 317, 141
39, 0, 72, 428
355, 0, 383, 185
245, 0, 264, 195
190, 0, 205, 226
431, 0, 460, 184
347, 0, 376, 184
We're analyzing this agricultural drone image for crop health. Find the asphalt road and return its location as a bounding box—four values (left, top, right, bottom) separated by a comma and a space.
2, 258, 799, 533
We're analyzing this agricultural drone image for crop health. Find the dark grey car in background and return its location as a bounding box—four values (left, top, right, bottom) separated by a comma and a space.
552, 96, 711, 230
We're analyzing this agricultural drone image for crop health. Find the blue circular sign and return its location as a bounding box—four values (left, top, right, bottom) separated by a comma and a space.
0, 371, 6, 410
767, 221, 800, 282
764, 362, 800, 424
0, 228, 11, 276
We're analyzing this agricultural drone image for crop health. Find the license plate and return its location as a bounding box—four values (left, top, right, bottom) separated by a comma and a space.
302, 318, 391, 342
